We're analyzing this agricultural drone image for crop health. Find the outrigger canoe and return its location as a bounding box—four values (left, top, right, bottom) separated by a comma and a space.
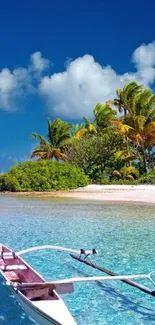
0, 243, 155, 325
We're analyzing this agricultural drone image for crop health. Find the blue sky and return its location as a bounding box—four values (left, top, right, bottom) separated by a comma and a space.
0, 0, 155, 171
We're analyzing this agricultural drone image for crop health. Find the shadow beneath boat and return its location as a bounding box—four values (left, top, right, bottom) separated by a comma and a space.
70, 264, 155, 321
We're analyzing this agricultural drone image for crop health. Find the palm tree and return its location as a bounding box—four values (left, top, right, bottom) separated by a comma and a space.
111, 119, 133, 160
114, 81, 143, 117
144, 122, 155, 168
30, 118, 73, 161
111, 83, 155, 172
74, 116, 96, 139
127, 89, 155, 120
124, 89, 155, 172
127, 119, 155, 172
94, 103, 117, 130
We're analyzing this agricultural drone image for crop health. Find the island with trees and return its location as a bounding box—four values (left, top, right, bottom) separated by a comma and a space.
1, 81, 155, 192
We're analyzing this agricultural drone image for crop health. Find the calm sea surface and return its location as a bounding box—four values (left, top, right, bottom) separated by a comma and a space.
0, 196, 155, 325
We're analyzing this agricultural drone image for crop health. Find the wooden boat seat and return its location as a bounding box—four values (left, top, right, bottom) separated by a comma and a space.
1, 265, 27, 271
26, 287, 49, 300
4, 271, 20, 282
0, 252, 16, 259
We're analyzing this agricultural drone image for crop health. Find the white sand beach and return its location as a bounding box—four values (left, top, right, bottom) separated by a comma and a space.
66, 185, 155, 203
3, 185, 155, 204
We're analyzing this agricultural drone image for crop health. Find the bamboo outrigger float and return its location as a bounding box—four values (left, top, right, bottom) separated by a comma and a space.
0, 243, 155, 325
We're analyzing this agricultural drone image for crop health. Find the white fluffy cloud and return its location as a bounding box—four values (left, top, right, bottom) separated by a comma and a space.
30, 51, 50, 73
132, 42, 155, 69
39, 56, 122, 118
0, 52, 49, 111
0, 68, 18, 111
39, 42, 155, 119
132, 42, 155, 85
1, 42, 155, 116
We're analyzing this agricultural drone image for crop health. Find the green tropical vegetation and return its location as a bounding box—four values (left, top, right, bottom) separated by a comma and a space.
1, 81, 155, 191
0, 161, 88, 191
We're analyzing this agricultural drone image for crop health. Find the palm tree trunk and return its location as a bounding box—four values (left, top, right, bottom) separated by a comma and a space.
141, 143, 148, 173
125, 135, 131, 167
148, 149, 152, 170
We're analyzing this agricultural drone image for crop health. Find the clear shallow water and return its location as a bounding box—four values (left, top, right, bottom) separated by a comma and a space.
0, 196, 155, 324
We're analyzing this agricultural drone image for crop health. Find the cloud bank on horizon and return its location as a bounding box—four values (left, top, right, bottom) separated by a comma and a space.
1, 42, 155, 119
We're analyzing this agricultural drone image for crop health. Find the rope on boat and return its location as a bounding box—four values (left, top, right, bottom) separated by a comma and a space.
16, 245, 97, 256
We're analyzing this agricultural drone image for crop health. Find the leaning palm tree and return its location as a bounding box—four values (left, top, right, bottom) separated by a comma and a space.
30, 118, 73, 161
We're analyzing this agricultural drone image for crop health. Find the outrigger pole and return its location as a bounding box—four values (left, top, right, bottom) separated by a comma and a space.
15, 245, 155, 297
70, 254, 155, 297
13, 272, 155, 290
16, 245, 97, 256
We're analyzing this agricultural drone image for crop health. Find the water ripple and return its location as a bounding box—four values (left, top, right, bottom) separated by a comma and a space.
0, 196, 155, 324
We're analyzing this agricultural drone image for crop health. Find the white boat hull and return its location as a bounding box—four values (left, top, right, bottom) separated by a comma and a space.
13, 288, 77, 325
13, 289, 59, 325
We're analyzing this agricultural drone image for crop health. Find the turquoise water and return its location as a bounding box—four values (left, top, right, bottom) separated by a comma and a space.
0, 196, 155, 324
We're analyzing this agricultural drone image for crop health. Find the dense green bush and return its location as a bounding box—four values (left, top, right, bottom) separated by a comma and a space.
0, 174, 21, 192
138, 170, 155, 184
0, 161, 89, 192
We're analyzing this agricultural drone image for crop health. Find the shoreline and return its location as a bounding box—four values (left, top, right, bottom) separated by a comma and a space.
1, 185, 155, 204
